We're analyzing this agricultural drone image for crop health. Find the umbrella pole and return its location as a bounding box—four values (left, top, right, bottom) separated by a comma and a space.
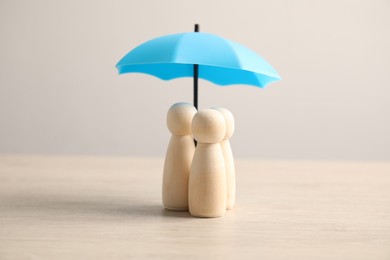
193, 24, 199, 146
194, 64, 198, 110
193, 24, 199, 110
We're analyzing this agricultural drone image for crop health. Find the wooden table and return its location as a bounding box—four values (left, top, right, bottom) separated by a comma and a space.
0, 156, 389, 259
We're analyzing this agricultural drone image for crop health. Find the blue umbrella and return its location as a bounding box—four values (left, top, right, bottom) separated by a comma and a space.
116, 25, 280, 109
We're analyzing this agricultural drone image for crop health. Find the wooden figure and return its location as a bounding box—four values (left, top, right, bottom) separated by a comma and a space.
162, 102, 197, 211
189, 109, 227, 218
213, 108, 236, 210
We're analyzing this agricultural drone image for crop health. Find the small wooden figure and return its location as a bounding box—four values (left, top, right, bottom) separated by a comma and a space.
162, 102, 197, 211
213, 108, 236, 210
189, 109, 227, 218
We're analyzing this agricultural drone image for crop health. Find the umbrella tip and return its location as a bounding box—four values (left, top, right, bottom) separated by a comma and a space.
194, 24, 199, 32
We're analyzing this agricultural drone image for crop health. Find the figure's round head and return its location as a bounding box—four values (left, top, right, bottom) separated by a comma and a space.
167, 103, 197, 135
192, 109, 226, 144
212, 108, 234, 140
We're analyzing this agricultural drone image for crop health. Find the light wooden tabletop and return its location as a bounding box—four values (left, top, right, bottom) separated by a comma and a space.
0, 155, 389, 260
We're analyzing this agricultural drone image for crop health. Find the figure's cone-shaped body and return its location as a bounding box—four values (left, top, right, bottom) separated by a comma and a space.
163, 103, 197, 211
189, 109, 227, 218
213, 108, 236, 210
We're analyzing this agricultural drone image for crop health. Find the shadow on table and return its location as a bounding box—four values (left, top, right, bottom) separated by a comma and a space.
0, 193, 192, 219
161, 208, 192, 218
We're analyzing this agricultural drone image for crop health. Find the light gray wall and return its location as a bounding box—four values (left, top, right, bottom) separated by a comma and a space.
1, 0, 389, 160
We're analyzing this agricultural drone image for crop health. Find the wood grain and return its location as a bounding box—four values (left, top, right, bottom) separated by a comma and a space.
0, 155, 389, 259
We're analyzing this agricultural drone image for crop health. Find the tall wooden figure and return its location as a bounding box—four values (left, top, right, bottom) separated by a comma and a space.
189, 109, 227, 217
163, 103, 197, 211
213, 108, 236, 210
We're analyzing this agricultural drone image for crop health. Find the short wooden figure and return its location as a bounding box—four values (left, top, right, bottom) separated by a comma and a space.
162, 102, 197, 211
213, 108, 236, 210
189, 109, 227, 217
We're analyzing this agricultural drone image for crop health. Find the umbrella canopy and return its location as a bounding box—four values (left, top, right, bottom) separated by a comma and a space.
116, 26, 281, 108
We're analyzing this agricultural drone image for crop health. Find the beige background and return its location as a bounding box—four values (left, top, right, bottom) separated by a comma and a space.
0, 0, 389, 160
